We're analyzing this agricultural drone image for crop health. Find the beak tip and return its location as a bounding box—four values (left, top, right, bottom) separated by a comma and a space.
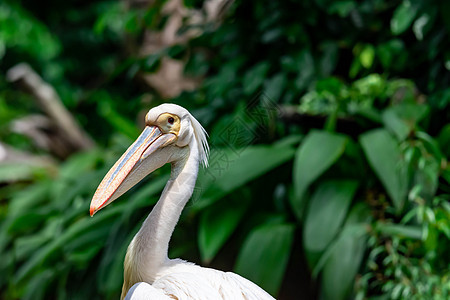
90, 206, 96, 217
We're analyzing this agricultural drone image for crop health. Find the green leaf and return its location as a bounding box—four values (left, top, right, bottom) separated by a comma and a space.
14, 204, 123, 283
349, 57, 361, 78
14, 234, 52, 261
199, 196, 251, 263
68, 244, 103, 267
383, 104, 430, 144
382, 109, 411, 141
321, 229, 366, 300
264, 73, 286, 101
64, 221, 111, 254
7, 182, 50, 216
360, 129, 406, 212
7, 210, 49, 234
193, 136, 300, 210
328, 1, 356, 17
243, 62, 270, 95
59, 150, 101, 180
442, 170, 450, 186
293, 51, 315, 91
319, 42, 339, 76
97, 95, 140, 139
0, 2, 61, 60
166, 44, 186, 60
413, 10, 436, 41
390, 103, 429, 124
0, 163, 35, 182
391, 0, 419, 35
411, 145, 440, 200
312, 223, 368, 278
438, 124, 450, 157
22, 269, 54, 300
141, 53, 161, 72
376, 223, 423, 240
303, 180, 359, 255
98, 222, 142, 295
292, 130, 348, 219
360, 45, 375, 69
129, 174, 168, 209
321, 204, 371, 300
235, 223, 294, 296
377, 39, 405, 70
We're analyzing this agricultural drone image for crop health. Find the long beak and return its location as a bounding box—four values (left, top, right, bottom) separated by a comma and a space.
90, 126, 176, 216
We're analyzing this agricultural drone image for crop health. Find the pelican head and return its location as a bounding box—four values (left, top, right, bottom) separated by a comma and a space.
90, 104, 208, 216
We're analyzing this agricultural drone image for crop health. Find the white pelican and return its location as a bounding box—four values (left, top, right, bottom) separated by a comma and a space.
90, 104, 275, 300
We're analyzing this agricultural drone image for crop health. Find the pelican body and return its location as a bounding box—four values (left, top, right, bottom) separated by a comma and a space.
90, 104, 274, 299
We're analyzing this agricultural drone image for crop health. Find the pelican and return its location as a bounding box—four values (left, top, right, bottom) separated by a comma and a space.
90, 104, 275, 300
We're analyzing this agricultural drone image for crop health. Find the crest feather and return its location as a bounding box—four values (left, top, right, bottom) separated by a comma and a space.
188, 112, 209, 168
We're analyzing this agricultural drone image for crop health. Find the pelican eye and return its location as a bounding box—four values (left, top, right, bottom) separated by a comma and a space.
168, 117, 175, 124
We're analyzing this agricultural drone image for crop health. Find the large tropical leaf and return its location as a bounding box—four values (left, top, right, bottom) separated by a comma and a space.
360, 129, 407, 212
303, 180, 359, 263
198, 194, 251, 263
192, 135, 300, 210
321, 203, 372, 300
234, 223, 295, 296
292, 130, 348, 219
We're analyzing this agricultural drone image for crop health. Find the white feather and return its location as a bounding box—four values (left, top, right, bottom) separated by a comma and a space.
125, 283, 170, 300
126, 261, 275, 300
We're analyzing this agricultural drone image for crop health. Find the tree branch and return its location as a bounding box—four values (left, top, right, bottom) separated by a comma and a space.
6, 63, 95, 152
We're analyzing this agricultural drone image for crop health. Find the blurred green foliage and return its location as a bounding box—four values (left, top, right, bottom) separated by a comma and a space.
0, 0, 449, 299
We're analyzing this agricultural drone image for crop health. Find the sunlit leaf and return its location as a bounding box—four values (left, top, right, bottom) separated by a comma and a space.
360, 45, 375, 69
391, 0, 419, 35
0, 164, 34, 182
413, 11, 436, 41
